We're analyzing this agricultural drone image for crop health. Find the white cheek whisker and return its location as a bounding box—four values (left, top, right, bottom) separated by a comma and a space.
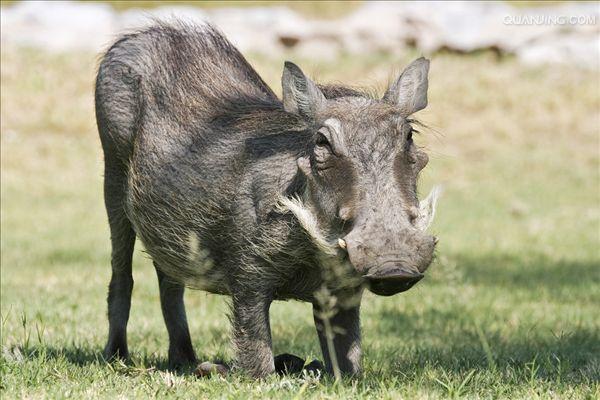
276, 195, 339, 256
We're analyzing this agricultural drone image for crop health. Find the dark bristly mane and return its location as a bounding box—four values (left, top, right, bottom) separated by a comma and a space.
212, 84, 373, 138
318, 84, 374, 100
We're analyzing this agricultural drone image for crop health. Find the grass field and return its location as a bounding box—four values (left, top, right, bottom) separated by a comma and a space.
1, 42, 599, 399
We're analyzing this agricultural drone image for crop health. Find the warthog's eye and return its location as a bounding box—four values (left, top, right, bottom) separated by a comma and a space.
405, 127, 418, 164
315, 131, 332, 151
313, 124, 339, 171
406, 127, 416, 145
313, 130, 334, 167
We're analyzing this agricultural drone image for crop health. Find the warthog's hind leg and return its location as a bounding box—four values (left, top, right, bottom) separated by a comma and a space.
103, 160, 136, 361
154, 266, 197, 369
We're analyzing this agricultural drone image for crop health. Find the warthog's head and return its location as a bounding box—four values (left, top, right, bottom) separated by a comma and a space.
281, 58, 439, 296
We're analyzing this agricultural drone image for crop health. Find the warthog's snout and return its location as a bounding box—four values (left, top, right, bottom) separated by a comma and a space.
364, 235, 437, 296
344, 233, 437, 296
340, 186, 440, 296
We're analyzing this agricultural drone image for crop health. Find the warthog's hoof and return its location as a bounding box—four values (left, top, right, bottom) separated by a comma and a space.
168, 347, 197, 370
274, 353, 324, 376
274, 353, 304, 375
102, 342, 129, 363
194, 361, 229, 378
303, 359, 324, 375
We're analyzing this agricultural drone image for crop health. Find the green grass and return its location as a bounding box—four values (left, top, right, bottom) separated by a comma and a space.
1, 46, 599, 398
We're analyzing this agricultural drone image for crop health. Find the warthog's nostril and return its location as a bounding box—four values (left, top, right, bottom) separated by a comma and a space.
433, 236, 439, 245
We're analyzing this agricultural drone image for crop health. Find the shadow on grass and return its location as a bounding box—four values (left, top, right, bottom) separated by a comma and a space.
374, 319, 599, 385
6, 345, 104, 367
7, 345, 217, 376
454, 253, 600, 290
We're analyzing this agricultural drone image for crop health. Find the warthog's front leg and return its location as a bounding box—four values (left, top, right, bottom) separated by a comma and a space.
313, 298, 362, 376
230, 291, 275, 378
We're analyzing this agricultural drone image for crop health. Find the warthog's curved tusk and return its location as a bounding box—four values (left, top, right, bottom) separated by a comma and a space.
338, 238, 347, 249
416, 185, 442, 231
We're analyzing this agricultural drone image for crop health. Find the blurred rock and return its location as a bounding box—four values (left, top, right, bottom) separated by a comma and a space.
0, 0, 598, 69
0, 1, 116, 52
209, 6, 305, 54
516, 32, 600, 69
295, 39, 341, 61
118, 6, 209, 30
510, 3, 600, 69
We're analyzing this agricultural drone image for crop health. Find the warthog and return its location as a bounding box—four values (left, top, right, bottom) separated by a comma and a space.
95, 22, 439, 378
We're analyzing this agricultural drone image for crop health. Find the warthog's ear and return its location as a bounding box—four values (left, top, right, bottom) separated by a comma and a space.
383, 57, 430, 116
282, 61, 325, 118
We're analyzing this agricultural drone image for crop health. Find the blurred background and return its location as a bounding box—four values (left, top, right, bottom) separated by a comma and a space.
1, 1, 599, 398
